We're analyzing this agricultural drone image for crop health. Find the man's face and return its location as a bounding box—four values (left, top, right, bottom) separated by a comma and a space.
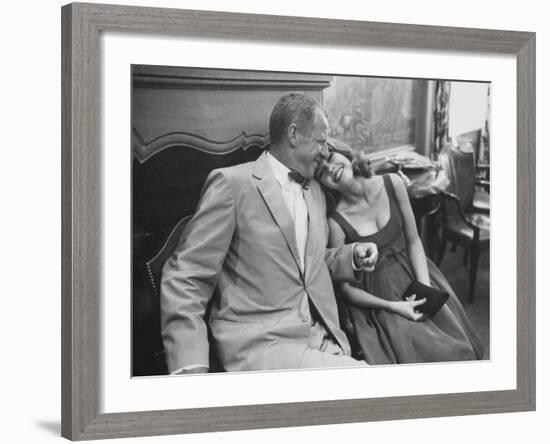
293, 109, 330, 179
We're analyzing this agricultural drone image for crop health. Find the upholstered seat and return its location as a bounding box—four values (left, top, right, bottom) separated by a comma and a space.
446, 214, 490, 243
145, 215, 224, 373
473, 192, 490, 213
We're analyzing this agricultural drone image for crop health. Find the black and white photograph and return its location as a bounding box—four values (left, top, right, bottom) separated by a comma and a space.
132, 66, 491, 377
3, 0, 543, 442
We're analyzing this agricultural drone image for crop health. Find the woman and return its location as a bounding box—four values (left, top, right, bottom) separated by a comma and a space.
317, 150, 484, 364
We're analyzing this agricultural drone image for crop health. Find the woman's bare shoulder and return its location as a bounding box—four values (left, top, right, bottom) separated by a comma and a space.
386, 173, 408, 198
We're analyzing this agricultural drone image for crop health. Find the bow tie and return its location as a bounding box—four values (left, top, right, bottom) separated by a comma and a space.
288, 170, 310, 190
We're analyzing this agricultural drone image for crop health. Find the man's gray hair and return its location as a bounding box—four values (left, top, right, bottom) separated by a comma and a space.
269, 93, 323, 146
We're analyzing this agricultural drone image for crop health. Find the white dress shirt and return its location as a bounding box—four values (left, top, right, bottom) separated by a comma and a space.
266, 151, 309, 271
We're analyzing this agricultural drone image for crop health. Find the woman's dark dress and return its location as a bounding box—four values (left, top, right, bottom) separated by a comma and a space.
331, 175, 484, 364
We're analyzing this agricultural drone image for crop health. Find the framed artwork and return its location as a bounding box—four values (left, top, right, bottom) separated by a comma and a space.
61, 2, 535, 440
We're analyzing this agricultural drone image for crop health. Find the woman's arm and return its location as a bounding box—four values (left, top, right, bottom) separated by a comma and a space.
327, 217, 425, 321
389, 174, 430, 285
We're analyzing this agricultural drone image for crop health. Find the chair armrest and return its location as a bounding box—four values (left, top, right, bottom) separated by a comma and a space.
440, 191, 480, 232
476, 163, 490, 171
475, 178, 490, 192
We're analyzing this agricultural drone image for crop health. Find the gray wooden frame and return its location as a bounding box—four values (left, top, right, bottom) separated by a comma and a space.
61, 2, 536, 440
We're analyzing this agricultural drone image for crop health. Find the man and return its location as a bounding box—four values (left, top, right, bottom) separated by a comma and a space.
161, 93, 377, 373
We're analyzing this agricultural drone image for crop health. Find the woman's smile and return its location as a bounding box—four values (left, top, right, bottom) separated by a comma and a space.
331, 165, 344, 183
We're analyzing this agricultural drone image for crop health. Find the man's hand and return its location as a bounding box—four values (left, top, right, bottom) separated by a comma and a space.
353, 242, 379, 272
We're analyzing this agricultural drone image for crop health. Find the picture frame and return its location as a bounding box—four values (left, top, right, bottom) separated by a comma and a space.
61, 2, 535, 440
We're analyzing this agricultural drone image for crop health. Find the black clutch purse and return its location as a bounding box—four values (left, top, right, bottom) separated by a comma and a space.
402, 280, 449, 318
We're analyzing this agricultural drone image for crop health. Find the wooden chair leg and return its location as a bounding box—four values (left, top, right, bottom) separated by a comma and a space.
468, 243, 481, 303
436, 239, 447, 266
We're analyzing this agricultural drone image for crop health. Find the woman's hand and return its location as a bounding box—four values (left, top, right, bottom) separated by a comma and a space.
391, 295, 427, 321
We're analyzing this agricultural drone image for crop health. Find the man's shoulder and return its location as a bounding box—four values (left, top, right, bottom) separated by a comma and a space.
205, 159, 257, 190
213, 160, 256, 178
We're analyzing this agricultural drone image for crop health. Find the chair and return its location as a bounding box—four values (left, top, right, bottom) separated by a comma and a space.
145, 215, 223, 373
436, 144, 490, 303
410, 193, 442, 261
473, 151, 490, 211
454, 134, 490, 213
132, 128, 265, 376
474, 127, 491, 196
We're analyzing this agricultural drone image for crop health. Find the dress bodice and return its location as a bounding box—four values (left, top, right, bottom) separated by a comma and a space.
330, 175, 407, 268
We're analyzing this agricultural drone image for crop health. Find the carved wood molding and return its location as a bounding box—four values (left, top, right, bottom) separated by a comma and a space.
133, 127, 269, 164
133, 66, 333, 90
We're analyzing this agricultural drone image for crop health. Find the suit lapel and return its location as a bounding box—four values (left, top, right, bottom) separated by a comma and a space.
254, 154, 303, 274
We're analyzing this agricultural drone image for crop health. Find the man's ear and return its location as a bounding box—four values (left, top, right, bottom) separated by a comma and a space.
287, 123, 298, 147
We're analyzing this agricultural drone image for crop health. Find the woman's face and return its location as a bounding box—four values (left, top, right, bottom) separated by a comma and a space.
315, 151, 354, 190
